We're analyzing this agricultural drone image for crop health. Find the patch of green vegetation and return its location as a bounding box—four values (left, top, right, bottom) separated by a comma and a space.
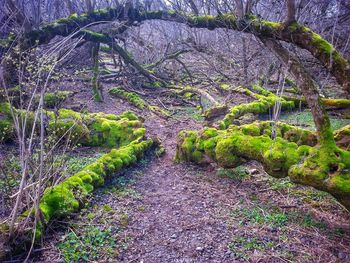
0, 154, 21, 204
268, 177, 295, 191
65, 154, 103, 175
220, 83, 230, 91
58, 226, 116, 262
34, 91, 72, 108
216, 166, 249, 180
288, 211, 328, 231
290, 188, 330, 204
172, 106, 204, 121
230, 206, 288, 228
228, 235, 276, 260
280, 110, 350, 131
119, 212, 129, 228
0, 103, 146, 148
102, 204, 113, 212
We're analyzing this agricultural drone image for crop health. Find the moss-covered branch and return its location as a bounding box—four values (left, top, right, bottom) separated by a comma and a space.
36, 138, 153, 238
80, 30, 158, 81
0, 102, 145, 147
109, 87, 146, 109
218, 85, 295, 129
176, 123, 350, 210
283, 95, 350, 110
20, 7, 350, 92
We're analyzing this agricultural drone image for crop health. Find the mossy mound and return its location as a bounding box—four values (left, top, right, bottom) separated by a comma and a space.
0, 103, 145, 147
176, 123, 350, 210
109, 87, 146, 109
219, 85, 295, 129
35, 91, 72, 108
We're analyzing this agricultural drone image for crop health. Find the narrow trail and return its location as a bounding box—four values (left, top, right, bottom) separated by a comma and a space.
117, 117, 240, 262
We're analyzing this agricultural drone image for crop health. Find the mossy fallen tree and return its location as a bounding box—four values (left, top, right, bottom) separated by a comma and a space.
217, 85, 295, 129
18, 6, 350, 93
109, 87, 170, 119
283, 95, 350, 110
0, 102, 145, 147
35, 137, 153, 239
109, 87, 146, 109
176, 122, 350, 210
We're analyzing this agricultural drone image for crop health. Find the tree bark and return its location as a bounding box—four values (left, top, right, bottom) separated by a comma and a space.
263, 38, 334, 146
285, 0, 296, 24
91, 42, 103, 101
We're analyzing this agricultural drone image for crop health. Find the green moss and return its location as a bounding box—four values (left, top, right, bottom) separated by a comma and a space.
215, 138, 240, 167
109, 87, 146, 109
311, 32, 333, 56
34, 91, 72, 108
261, 20, 282, 30
220, 83, 231, 91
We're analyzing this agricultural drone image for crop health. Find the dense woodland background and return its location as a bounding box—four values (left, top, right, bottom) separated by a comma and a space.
1, 0, 350, 262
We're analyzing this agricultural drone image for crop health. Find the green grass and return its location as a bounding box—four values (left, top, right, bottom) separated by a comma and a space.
58, 226, 116, 262
65, 153, 103, 175
216, 166, 249, 181
267, 177, 295, 191
230, 206, 288, 228
280, 110, 350, 130
228, 235, 276, 260
172, 106, 204, 121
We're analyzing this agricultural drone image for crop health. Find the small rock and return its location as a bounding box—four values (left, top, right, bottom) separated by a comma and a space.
170, 234, 177, 239
338, 252, 348, 260
248, 168, 259, 175
196, 246, 204, 251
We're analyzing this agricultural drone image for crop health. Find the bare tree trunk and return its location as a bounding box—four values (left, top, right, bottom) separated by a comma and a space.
64, 0, 75, 14
235, 0, 244, 18
285, 0, 296, 24
242, 35, 248, 85
188, 0, 199, 15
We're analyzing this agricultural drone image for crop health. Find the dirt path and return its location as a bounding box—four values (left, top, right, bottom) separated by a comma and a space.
33, 91, 350, 263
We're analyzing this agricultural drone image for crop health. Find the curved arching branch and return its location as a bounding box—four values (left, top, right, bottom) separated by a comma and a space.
12, 6, 350, 93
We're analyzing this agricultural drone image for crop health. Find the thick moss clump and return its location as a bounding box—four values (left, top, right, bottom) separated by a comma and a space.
232, 121, 318, 146
35, 91, 72, 108
219, 85, 295, 129
39, 138, 153, 234
176, 126, 303, 178
109, 87, 146, 109
176, 123, 350, 210
0, 103, 145, 147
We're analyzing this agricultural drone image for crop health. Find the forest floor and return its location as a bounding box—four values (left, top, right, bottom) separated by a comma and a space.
19, 80, 350, 263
